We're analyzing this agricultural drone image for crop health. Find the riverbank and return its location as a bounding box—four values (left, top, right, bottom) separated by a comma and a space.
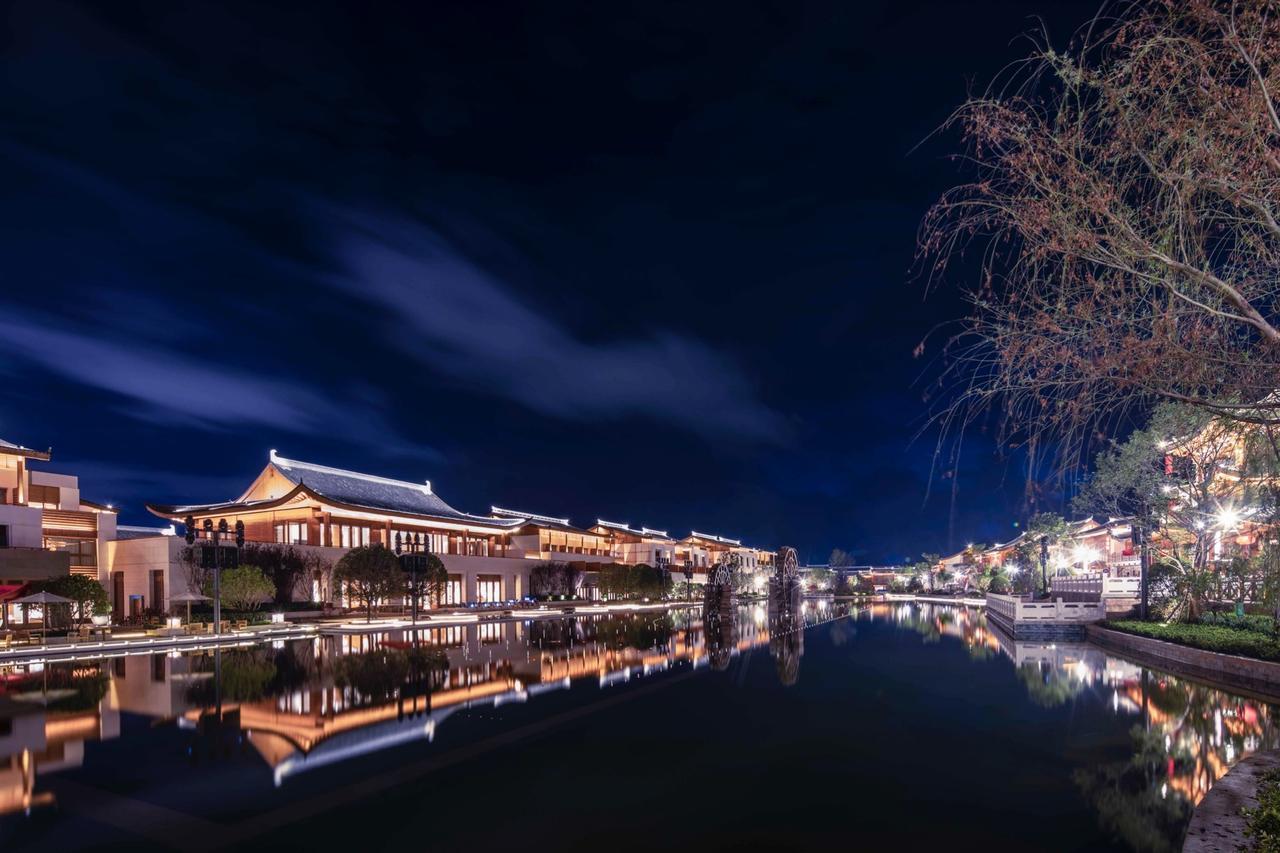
0, 598, 708, 663
1086, 624, 1280, 703
1183, 748, 1280, 852
885, 593, 988, 607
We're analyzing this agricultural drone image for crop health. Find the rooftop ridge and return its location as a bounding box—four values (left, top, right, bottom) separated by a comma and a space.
690, 530, 741, 546
270, 449, 433, 495
491, 506, 571, 526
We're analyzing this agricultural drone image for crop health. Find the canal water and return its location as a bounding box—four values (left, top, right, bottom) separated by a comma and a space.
0, 601, 1273, 852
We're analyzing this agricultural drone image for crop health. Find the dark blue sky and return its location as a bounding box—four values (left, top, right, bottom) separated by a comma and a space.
1, 0, 1098, 563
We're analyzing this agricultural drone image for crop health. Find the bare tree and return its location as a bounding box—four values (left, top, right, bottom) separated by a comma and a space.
919, 0, 1280, 478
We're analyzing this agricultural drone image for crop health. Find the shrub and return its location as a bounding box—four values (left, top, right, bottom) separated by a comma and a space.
1246, 768, 1280, 853
1198, 611, 1276, 635
1107, 621, 1280, 662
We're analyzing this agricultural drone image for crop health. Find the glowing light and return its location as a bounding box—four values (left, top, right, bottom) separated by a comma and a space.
1072, 545, 1098, 566
1216, 506, 1241, 530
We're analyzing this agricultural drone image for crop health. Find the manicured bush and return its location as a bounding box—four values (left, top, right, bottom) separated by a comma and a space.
1198, 611, 1277, 635
1245, 768, 1280, 852
1108, 621, 1280, 662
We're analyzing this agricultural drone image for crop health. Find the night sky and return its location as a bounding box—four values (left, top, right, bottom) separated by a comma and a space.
1, 0, 1100, 563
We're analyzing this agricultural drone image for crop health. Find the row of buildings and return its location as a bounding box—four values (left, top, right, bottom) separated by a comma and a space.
0, 440, 778, 621
937, 412, 1280, 592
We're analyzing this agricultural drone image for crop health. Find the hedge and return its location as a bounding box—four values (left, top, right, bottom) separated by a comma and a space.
1198, 611, 1277, 635
1107, 620, 1280, 662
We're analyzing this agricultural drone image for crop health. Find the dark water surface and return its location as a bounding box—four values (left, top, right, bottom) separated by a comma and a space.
0, 601, 1273, 852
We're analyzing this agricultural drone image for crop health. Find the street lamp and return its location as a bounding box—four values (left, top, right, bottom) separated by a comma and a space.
394, 531, 423, 630
1216, 506, 1241, 531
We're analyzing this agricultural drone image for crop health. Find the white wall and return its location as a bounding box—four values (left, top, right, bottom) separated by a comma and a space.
0, 505, 43, 549
29, 471, 79, 510
104, 535, 186, 611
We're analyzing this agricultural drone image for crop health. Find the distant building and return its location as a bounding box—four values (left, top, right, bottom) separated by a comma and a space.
140, 450, 779, 609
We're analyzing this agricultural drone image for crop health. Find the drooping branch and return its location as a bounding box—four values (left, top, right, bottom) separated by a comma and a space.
917, 0, 1280, 481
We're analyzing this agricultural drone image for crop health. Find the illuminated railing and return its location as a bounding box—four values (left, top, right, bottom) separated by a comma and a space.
987, 593, 1106, 624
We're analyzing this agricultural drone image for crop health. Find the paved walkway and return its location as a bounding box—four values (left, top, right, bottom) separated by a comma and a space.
1183, 748, 1280, 852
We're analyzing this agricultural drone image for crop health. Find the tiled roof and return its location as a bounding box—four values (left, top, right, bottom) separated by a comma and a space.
595, 519, 671, 539
270, 452, 523, 527
688, 530, 742, 546
491, 506, 570, 526
0, 438, 50, 460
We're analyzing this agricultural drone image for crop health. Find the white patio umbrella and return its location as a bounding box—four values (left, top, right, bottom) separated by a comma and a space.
10, 591, 73, 644
170, 591, 211, 623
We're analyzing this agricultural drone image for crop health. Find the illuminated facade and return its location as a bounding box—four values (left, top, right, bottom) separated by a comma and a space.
138, 450, 778, 609
0, 438, 120, 624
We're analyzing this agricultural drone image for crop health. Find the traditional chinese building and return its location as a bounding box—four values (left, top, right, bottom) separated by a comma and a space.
589, 519, 676, 567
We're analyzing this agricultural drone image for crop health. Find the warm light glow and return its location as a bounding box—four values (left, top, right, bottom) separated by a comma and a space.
1072, 545, 1098, 566
1216, 507, 1240, 530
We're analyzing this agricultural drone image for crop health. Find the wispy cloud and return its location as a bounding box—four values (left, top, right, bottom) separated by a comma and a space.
0, 310, 439, 460
328, 215, 789, 443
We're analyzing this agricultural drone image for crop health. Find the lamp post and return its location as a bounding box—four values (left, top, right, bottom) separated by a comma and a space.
395, 532, 426, 631
1039, 536, 1049, 600
1132, 522, 1148, 620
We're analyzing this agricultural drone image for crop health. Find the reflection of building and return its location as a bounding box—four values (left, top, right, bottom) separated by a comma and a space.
0, 670, 121, 816
894, 601, 1278, 812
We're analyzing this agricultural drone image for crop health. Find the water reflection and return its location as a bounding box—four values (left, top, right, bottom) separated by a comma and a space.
878, 602, 1279, 852
0, 603, 843, 810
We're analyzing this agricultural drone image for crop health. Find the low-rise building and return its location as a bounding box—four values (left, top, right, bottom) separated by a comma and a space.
0, 438, 119, 624
589, 519, 676, 567
145, 451, 539, 608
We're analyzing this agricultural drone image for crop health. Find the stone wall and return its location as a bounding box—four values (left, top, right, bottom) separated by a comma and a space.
1086, 624, 1280, 700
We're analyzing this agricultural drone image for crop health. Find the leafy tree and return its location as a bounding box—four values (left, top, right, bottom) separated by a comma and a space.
1076, 403, 1278, 619
334, 545, 404, 622
915, 553, 941, 592
529, 562, 583, 599
405, 553, 449, 611
45, 575, 108, 623
828, 548, 853, 568
240, 543, 309, 604
805, 567, 835, 592
206, 565, 276, 612
1027, 513, 1069, 597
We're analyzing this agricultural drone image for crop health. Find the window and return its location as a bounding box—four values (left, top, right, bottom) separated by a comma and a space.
28, 484, 59, 509
45, 536, 96, 568
465, 537, 488, 557
443, 574, 463, 606
332, 524, 370, 548
0, 525, 7, 548
274, 522, 308, 544
476, 574, 502, 603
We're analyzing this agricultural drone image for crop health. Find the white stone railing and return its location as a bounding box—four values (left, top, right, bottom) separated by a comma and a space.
987, 593, 1017, 624
1050, 572, 1141, 600
1050, 574, 1102, 600
987, 593, 1106, 624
